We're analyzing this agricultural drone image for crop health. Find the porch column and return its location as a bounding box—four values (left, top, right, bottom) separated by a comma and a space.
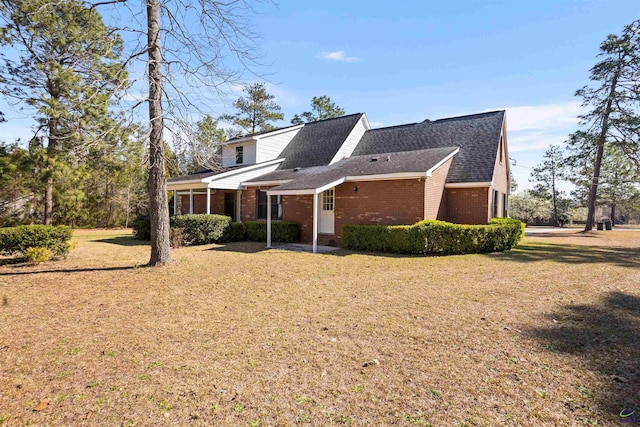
312, 192, 318, 253
173, 190, 177, 215
189, 189, 193, 214
236, 190, 242, 222
206, 188, 211, 215
266, 193, 272, 249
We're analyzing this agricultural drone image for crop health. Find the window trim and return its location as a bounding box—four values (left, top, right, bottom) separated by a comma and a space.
256, 189, 282, 221
322, 189, 334, 211
235, 146, 244, 164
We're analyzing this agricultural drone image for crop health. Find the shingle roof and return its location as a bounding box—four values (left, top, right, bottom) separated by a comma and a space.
277, 113, 364, 169
352, 110, 505, 183
167, 165, 242, 183
225, 123, 302, 142
249, 146, 458, 192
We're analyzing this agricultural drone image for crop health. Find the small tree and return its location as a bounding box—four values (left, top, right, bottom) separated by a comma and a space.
509, 190, 552, 225
221, 83, 284, 135
291, 95, 346, 124
530, 145, 566, 226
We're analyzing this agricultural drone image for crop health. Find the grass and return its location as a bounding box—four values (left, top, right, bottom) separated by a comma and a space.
0, 228, 639, 425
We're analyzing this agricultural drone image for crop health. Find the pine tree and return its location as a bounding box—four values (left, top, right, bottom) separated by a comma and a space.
0, 0, 127, 224
530, 145, 565, 227
221, 83, 284, 135
291, 95, 346, 124
570, 20, 640, 230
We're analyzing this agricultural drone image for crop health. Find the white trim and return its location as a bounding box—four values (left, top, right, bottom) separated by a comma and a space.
235, 190, 242, 222
312, 193, 318, 254
328, 114, 369, 164
206, 187, 211, 215
445, 182, 492, 188
189, 189, 194, 215
266, 197, 272, 249
206, 158, 284, 183
267, 188, 316, 196
316, 178, 346, 194
167, 183, 210, 191
425, 148, 459, 176
176, 190, 208, 195
222, 125, 304, 146
241, 179, 292, 187
173, 190, 177, 214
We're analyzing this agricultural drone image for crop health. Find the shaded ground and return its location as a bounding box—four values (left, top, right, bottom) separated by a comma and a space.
0, 229, 639, 426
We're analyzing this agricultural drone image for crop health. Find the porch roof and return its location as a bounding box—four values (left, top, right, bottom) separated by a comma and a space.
252, 146, 458, 195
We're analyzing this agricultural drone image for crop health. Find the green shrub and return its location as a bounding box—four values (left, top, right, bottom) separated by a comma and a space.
343, 218, 525, 255
170, 214, 232, 245
132, 216, 151, 240
244, 221, 300, 243
25, 247, 52, 263
229, 222, 245, 241
0, 225, 73, 258
341, 224, 425, 254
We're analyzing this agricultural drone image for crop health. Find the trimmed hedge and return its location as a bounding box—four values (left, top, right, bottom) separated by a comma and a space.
244, 221, 300, 243
132, 216, 151, 240
171, 214, 232, 245
229, 222, 245, 242
0, 225, 74, 258
342, 218, 524, 255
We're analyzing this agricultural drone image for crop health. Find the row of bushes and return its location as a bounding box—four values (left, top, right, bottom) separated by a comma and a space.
133, 215, 300, 245
0, 225, 74, 259
342, 218, 524, 255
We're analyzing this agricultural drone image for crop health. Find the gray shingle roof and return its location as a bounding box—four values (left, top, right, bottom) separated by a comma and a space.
277, 113, 364, 169
352, 110, 505, 183
250, 147, 458, 191
167, 165, 242, 183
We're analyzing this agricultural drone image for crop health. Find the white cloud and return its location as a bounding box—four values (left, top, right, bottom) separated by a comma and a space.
316, 50, 361, 63
494, 101, 585, 153
503, 101, 583, 132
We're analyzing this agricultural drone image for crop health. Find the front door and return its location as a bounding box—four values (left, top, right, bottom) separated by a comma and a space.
319, 189, 335, 234
224, 192, 235, 218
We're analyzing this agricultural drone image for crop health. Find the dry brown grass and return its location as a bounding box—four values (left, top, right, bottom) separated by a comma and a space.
1, 229, 639, 426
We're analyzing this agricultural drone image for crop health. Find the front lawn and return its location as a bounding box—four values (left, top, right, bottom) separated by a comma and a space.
0, 229, 638, 425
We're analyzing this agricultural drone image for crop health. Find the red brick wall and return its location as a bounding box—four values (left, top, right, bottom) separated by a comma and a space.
282, 195, 314, 244
445, 187, 490, 224
424, 158, 452, 219
178, 192, 228, 215
333, 179, 426, 245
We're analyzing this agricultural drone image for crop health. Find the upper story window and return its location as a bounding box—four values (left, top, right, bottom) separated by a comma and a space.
235, 146, 244, 164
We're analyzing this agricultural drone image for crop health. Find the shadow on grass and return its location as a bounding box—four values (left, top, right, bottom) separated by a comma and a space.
208, 241, 269, 254
526, 292, 640, 419
0, 265, 137, 276
95, 237, 149, 246
493, 242, 640, 268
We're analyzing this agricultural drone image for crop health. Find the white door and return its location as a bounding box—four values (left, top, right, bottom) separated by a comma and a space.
319, 189, 335, 234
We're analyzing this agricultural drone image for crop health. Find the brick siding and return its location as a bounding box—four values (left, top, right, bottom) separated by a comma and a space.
445, 187, 490, 224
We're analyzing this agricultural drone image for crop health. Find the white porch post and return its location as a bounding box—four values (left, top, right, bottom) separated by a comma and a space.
236, 190, 242, 222
206, 188, 211, 215
173, 190, 177, 215
266, 192, 272, 248
189, 189, 193, 214
312, 192, 318, 254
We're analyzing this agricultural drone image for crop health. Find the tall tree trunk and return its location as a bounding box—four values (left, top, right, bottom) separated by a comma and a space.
610, 204, 616, 226
584, 67, 620, 232
44, 118, 58, 225
146, 0, 171, 266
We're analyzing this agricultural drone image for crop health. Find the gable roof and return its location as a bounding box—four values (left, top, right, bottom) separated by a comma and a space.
352, 110, 505, 183
277, 113, 364, 169
246, 146, 459, 193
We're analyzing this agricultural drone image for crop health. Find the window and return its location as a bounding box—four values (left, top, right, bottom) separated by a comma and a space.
492, 190, 499, 218
502, 193, 508, 217
499, 136, 504, 164
256, 190, 282, 220
235, 146, 244, 164
322, 189, 334, 211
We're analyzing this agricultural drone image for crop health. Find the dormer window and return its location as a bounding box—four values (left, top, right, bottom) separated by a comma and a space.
235, 146, 244, 164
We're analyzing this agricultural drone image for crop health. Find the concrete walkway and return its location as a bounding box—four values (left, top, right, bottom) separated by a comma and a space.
271, 243, 340, 253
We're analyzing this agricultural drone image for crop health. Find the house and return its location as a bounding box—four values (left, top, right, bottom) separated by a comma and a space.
167, 110, 510, 252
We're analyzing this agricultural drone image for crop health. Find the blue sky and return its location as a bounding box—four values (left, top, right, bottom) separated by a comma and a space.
1, 0, 638, 191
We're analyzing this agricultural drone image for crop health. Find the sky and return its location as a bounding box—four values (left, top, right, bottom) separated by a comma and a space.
1, 0, 638, 191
